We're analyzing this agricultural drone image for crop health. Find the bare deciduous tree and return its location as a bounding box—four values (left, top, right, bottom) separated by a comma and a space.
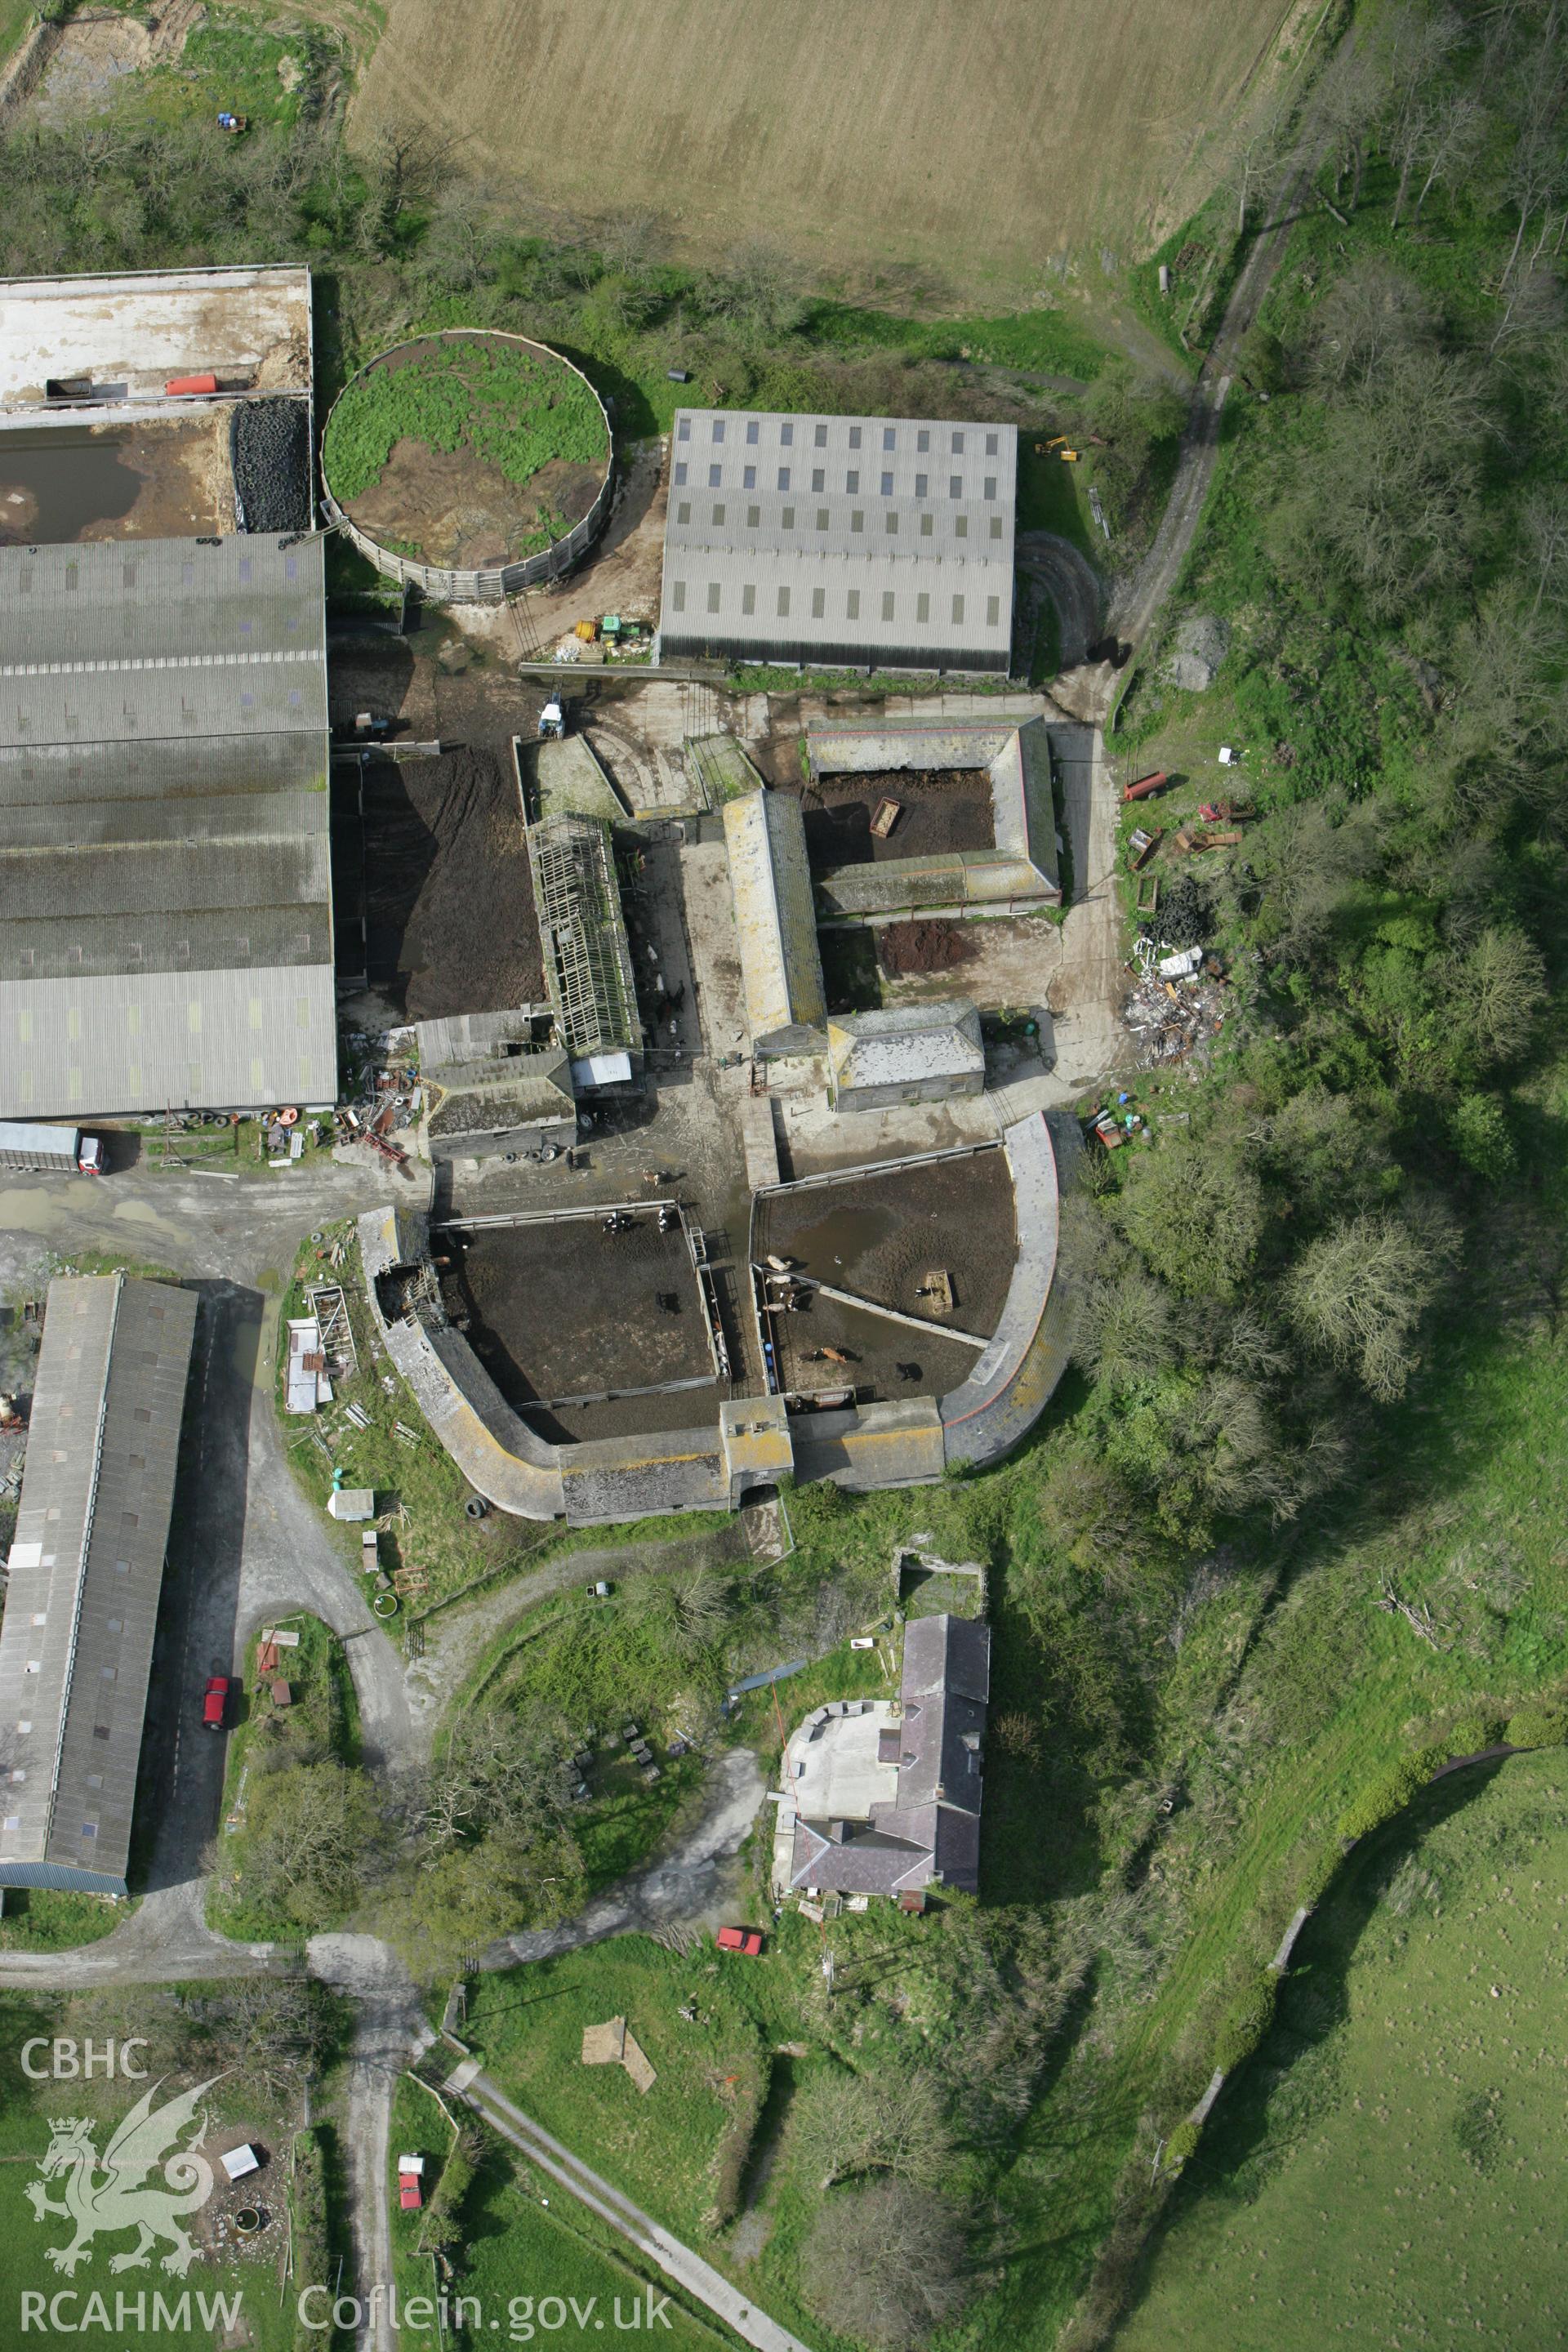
803, 2180, 969, 2352
1286, 1214, 1446, 1400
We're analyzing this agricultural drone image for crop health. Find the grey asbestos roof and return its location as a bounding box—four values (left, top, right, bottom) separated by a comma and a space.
660, 408, 1017, 673
0, 534, 336, 1116
0, 1274, 198, 1896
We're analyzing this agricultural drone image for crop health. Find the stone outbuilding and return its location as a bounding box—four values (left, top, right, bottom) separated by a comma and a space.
826, 999, 985, 1113
723, 788, 826, 1055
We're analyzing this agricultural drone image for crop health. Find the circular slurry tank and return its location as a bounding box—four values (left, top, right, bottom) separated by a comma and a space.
319, 329, 613, 601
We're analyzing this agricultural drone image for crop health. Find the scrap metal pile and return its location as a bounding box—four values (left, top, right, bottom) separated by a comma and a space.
334, 1027, 423, 1178
1124, 934, 1231, 1068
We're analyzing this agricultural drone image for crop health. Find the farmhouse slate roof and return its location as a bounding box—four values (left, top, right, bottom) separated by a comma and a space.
787, 1612, 991, 1897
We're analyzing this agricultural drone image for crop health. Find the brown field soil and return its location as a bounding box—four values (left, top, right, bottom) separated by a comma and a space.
780, 767, 996, 866
877, 919, 980, 977
447, 1213, 716, 1441
351, 0, 1308, 283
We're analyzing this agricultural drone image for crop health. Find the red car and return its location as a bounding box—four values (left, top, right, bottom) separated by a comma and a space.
716, 1925, 764, 1957
202, 1677, 234, 1731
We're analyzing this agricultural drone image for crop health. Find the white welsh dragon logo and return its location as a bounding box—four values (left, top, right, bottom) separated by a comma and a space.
25, 2075, 220, 2275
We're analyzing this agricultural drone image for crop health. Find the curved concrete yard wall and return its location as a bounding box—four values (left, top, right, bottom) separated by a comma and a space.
938, 1111, 1072, 1470
358, 1208, 733, 1526
359, 1208, 567, 1519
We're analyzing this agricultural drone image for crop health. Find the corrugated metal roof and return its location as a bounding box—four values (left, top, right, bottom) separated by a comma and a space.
662, 408, 1017, 668
0, 1273, 198, 1896
0, 534, 336, 1115
722, 790, 826, 1053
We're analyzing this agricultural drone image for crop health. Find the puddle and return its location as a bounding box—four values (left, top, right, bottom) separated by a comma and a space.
109, 1197, 185, 1240
237, 1298, 272, 1392
0, 429, 144, 542
787, 1201, 897, 1277
0, 1189, 72, 1236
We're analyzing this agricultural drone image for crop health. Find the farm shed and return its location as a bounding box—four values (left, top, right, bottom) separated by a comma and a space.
0, 1273, 198, 1897
0, 532, 336, 1118
416, 1009, 576, 1163
659, 408, 1017, 674
525, 814, 641, 1069
826, 999, 985, 1112
722, 789, 826, 1055
805, 715, 1061, 918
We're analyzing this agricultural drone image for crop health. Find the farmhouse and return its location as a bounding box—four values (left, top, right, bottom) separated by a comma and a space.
0, 1273, 198, 1898
659, 409, 1018, 674
0, 533, 337, 1118
776, 1614, 991, 1900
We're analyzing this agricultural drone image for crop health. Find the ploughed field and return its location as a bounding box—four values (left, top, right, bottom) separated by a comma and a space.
353, 0, 1296, 284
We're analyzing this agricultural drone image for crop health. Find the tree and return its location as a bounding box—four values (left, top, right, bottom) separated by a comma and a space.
1521, 482, 1568, 616
1214, 99, 1290, 234
789, 2068, 953, 2192
1453, 926, 1548, 1067
802, 2180, 969, 2352
1308, 349, 1489, 617
1315, 40, 1388, 213
1286, 1214, 1446, 1398
243, 1760, 381, 1931
1079, 1265, 1174, 1389
1412, 90, 1486, 220
419, 1704, 570, 1846
1307, 261, 1435, 396
1114, 1131, 1266, 1300
359, 122, 466, 256
1369, 1, 1465, 227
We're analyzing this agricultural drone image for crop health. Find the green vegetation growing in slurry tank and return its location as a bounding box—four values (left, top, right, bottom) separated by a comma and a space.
323, 336, 608, 508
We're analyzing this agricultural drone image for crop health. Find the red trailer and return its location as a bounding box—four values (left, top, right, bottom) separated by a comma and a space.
1122, 770, 1170, 803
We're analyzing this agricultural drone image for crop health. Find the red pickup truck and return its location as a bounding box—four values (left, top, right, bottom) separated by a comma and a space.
716, 1926, 764, 1957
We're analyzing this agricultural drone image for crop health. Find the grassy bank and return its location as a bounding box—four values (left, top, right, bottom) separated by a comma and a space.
1114, 1748, 1568, 2349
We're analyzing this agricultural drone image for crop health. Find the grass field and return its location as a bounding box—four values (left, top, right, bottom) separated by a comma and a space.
0, 1990, 299, 2352
1113, 1749, 1568, 2350
351, 0, 1310, 288
450, 2127, 724, 2350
